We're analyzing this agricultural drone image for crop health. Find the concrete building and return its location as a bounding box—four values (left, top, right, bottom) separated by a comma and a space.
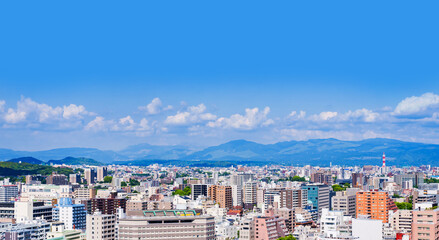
273, 208, 295, 233
311, 172, 333, 185
356, 190, 397, 223
21, 185, 72, 204
90, 197, 127, 215
280, 189, 308, 209
192, 184, 209, 200
119, 210, 215, 240
319, 208, 353, 239
52, 198, 86, 230
394, 172, 424, 187
74, 187, 97, 199
14, 201, 53, 222
86, 212, 116, 240
0, 220, 50, 240
238, 217, 254, 240
301, 183, 330, 217
208, 185, 233, 209
96, 167, 108, 182
352, 173, 364, 188
254, 215, 289, 240
243, 181, 257, 207
85, 168, 97, 184
389, 210, 412, 233
69, 174, 81, 184
411, 209, 439, 240
46, 173, 69, 185
331, 188, 359, 217
0, 185, 18, 202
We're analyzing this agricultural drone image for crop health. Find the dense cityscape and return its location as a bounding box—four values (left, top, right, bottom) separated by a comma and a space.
2, 1, 439, 240
0, 152, 434, 240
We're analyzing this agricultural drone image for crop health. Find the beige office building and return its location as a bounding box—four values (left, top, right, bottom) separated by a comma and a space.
119, 210, 215, 240
86, 212, 116, 240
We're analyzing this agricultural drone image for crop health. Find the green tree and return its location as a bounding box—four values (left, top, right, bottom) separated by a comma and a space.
395, 202, 412, 210
172, 187, 191, 196
129, 179, 140, 186
103, 176, 113, 183
121, 181, 127, 187
332, 184, 345, 192
277, 235, 296, 240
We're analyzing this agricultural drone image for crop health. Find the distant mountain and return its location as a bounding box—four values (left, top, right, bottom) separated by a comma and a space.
47, 157, 105, 166
0, 148, 123, 163
7, 157, 44, 165
1, 138, 439, 166
117, 143, 196, 160
181, 138, 439, 166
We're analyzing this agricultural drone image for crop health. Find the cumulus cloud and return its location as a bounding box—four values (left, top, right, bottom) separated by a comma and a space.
207, 107, 273, 130
85, 116, 114, 131
165, 104, 217, 125
2, 97, 91, 128
288, 110, 306, 120
393, 92, 439, 116
139, 98, 172, 115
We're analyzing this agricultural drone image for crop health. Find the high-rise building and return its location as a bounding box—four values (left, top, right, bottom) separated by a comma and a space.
119, 210, 215, 240
86, 212, 116, 240
85, 168, 97, 184
208, 185, 233, 209
254, 215, 289, 239
52, 198, 87, 230
69, 174, 81, 184
311, 172, 333, 185
394, 172, 424, 187
280, 189, 308, 209
273, 208, 295, 233
74, 187, 97, 199
331, 188, 359, 217
411, 209, 439, 240
46, 173, 69, 185
0, 185, 18, 202
389, 210, 412, 233
243, 181, 257, 207
356, 191, 397, 223
192, 184, 209, 200
301, 183, 330, 217
96, 167, 108, 182
352, 173, 364, 188
90, 197, 127, 215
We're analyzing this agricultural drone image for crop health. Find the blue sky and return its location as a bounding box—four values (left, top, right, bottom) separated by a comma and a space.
1, 1, 439, 150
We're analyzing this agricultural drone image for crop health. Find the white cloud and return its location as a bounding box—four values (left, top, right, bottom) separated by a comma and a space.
118, 116, 136, 130
208, 107, 273, 130
288, 110, 306, 120
2, 97, 91, 127
85, 116, 114, 131
393, 92, 439, 116
165, 103, 217, 125
315, 111, 338, 121
341, 108, 379, 122
63, 104, 89, 119
139, 98, 172, 115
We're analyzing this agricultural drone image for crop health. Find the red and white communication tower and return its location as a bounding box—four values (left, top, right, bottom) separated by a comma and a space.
382, 152, 386, 168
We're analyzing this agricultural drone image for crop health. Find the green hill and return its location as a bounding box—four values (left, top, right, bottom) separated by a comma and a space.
0, 162, 74, 177
47, 157, 104, 166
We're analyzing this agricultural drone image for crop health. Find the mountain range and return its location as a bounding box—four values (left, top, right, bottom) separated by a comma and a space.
1, 138, 439, 166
